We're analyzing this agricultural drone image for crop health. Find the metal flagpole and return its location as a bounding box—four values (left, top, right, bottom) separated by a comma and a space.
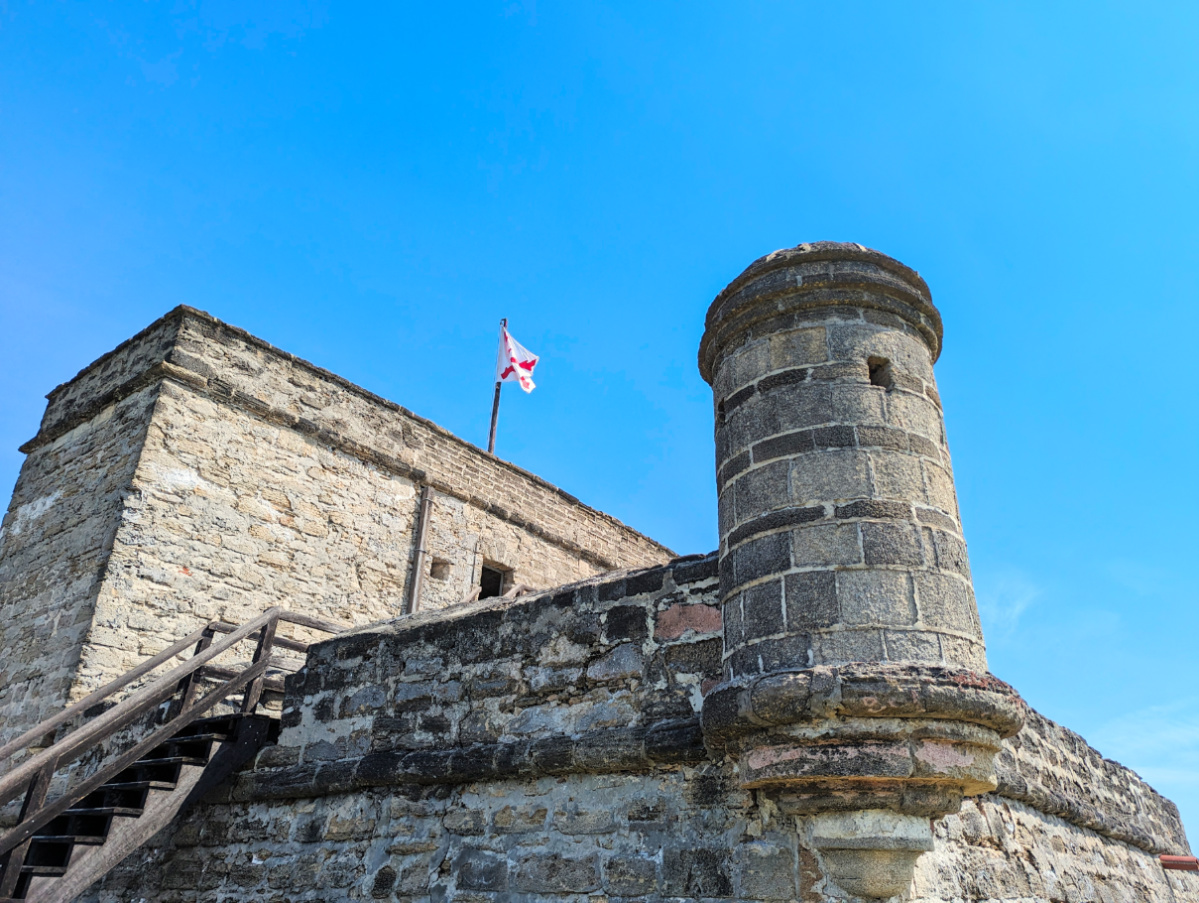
487, 318, 506, 454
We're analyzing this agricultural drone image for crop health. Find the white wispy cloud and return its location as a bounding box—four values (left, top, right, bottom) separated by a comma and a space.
973, 568, 1042, 638
1090, 698, 1199, 825
1092, 698, 1199, 766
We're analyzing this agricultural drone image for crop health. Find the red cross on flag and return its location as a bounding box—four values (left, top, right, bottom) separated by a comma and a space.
496, 324, 539, 393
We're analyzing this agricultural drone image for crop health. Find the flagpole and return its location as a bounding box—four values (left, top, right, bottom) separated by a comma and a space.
487, 318, 506, 454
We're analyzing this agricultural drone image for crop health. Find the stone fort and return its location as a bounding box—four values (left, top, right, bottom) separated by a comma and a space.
0, 242, 1194, 902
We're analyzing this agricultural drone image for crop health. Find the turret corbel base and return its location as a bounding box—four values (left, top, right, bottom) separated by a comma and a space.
703, 663, 1025, 898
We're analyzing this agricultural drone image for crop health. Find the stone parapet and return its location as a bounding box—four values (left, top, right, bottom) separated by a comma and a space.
996, 707, 1190, 856
66, 545, 1195, 903
221, 547, 1186, 859
234, 553, 723, 803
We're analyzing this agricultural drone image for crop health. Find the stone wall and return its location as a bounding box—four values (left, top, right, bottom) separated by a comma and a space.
72, 557, 1198, 902
79, 789, 1199, 903
0, 385, 160, 747
0, 307, 672, 745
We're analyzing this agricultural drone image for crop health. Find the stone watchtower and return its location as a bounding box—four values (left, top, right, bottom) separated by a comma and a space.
699, 243, 1025, 898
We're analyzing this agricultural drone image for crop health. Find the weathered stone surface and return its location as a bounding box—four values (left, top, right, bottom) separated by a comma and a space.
7, 256, 1197, 903
0, 306, 673, 747
703, 243, 985, 685
67, 546, 1197, 903
0, 385, 160, 749
606, 853, 659, 895
736, 840, 799, 900
514, 852, 600, 893
655, 600, 722, 639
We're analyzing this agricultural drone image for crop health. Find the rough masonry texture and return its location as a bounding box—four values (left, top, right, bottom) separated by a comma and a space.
70, 560, 1195, 902
0, 307, 672, 749
2, 245, 1196, 902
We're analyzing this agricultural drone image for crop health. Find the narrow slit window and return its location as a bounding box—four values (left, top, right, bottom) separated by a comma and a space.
868, 357, 894, 389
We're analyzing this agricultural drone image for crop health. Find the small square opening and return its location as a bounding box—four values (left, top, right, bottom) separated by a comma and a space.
868, 357, 894, 389
429, 558, 451, 581
479, 564, 509, 600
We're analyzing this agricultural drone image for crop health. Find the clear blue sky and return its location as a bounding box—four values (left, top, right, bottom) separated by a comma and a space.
2, 3, 1197, 835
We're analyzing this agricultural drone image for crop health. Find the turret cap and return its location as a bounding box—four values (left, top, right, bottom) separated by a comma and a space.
699, 242, 942, 383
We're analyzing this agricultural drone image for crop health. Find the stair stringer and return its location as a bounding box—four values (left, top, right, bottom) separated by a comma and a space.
24, 716, 274, 903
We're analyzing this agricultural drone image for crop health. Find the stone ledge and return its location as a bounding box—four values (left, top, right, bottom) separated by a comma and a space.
702, 663, 1025, 750
995, 770, 1168, 854
993, 707, 1191, 856
299, 552, 719, 673
232, 717, 707, 801
723, 499, 964, 550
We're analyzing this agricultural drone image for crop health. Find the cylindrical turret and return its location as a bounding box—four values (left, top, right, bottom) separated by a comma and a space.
699, 241, 985, 680
698, 243, 1023, 899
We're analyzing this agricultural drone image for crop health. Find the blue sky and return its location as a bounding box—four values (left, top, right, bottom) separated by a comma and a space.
2, 2, 1198, 834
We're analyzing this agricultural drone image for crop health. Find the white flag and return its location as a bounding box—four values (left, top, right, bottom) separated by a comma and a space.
496, 325, 539, 393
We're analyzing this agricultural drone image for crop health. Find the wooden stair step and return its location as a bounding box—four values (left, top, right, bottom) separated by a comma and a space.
22, 840, 73, 870
175, 714, 246, 739
18, 864, 68, 877
85, 783, 152, 798
149, 731, 226, 752
146, 737, 219, 760
29, 834, 106, 846
41, 813, 113, 839
98, 779, 176, 792
166, 732, 227, 745
112, 761, 185, 785
132, 756, 207, 768
62, 806, 143, 818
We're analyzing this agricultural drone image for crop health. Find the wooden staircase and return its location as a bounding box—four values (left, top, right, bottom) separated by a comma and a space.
0, 608, 346, 902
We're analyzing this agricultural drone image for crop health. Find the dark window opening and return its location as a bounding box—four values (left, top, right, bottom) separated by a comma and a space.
479, 564, 508, 600
868, 357, 894, 389
429, 558, 451, 581
716, 400, 726, 424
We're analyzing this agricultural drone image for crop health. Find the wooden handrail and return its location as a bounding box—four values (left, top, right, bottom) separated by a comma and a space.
209, 613, 349, 649
211, 611, 349, 636
0, 659, 268, 857
280, 611, 353, 633
0, 608, 280, 809
198, 664, 287, 695
0, 606, 348, 892
0, 609, 350, 780
0, 622, 216, 764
